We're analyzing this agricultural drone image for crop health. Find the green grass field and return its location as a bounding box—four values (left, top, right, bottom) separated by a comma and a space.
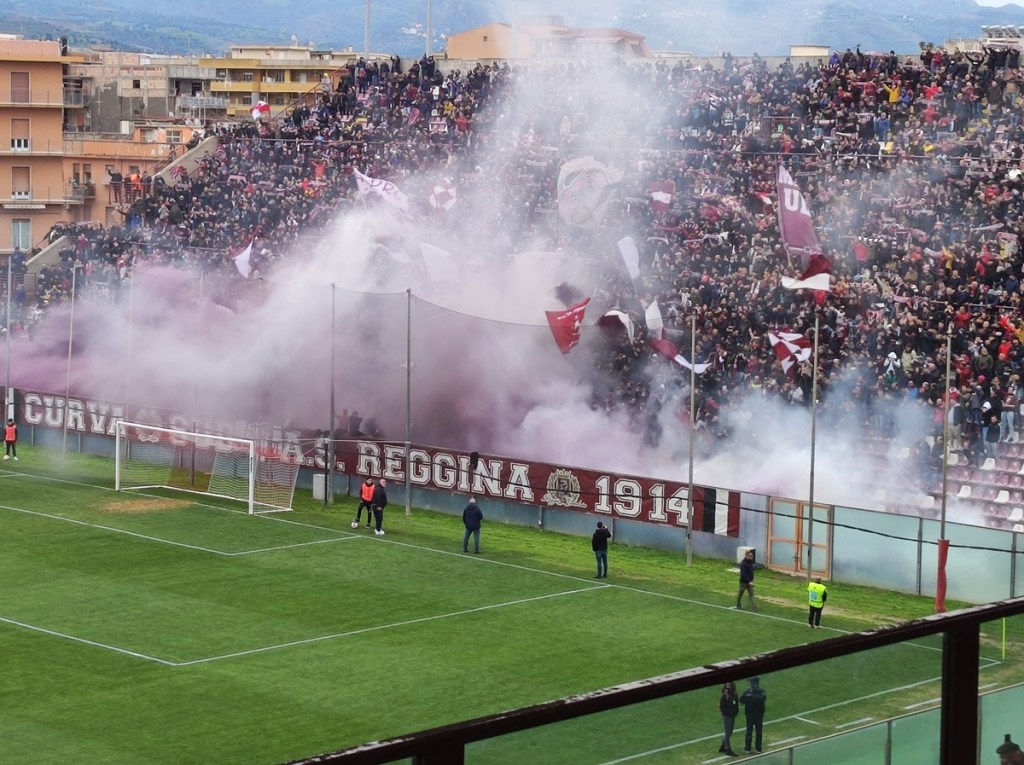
1, 446, 1022, 764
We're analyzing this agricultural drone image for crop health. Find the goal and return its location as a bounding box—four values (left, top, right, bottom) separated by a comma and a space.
114, 421, 298, 514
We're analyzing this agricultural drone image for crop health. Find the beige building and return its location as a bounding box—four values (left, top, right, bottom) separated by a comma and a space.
446, 20, 650, 60
207, 44, 361, 119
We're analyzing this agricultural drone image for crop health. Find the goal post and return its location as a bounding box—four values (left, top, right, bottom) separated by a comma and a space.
114, 421, 298, 514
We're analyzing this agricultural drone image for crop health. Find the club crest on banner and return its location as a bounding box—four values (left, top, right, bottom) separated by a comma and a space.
542, 468, 587, 508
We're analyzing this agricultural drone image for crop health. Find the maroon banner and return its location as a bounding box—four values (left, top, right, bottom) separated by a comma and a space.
777, 164, 824, 277
18, 389, 741, 536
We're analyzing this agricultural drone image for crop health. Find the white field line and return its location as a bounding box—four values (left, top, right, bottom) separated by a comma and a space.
0, 615, 176, 665
903, 697, 941, 710
0, 499, 356, 556
794, 716, 821, 725
595, 672, 964, 765
836, 717, 874, 729
773, 736, 807, 746
173, 585, 610, 666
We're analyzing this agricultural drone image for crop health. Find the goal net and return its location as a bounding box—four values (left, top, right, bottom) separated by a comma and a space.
114, 421, 298, 514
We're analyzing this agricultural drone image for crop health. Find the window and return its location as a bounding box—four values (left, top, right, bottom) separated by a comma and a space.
128, 165, 140, 176
166, 129, 182, 144
10, 72, 29, 102
215, 69, 227, 79
132, 79, 141, 89
10, 118, 29, 151
240, 94, 252, 105
72, 163, 81, 184
12, 167, 30, 199
83, 164, 92, 184
273, 95, 286, 106
242, 72, 254, 82
11, 220, 30, 251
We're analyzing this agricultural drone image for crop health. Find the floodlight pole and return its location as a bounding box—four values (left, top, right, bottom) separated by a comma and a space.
4, 253, 12, 422
405, 288, 412, 516
327, 282, 336, 505
62, 264, 81, 456
685, 311, 696, 567
364, 0, 371, 56
936, 323, 953, 613
426, 0, 433, 56
191, 272, 204, 487
805, 312, 820, 582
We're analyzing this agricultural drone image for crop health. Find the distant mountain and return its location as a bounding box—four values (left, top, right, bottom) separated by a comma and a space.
4, 0, 1024, 57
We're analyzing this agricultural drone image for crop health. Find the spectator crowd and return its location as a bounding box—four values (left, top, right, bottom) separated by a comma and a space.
12, 43, 1024, 521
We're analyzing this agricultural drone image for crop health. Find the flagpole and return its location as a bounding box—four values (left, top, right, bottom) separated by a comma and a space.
405, 287, 412, 517
806, 312, 820, 582
62, 264, 81, 456
327, 282, 336, 506
936, 323, 953, 613
191, 272, 204, 487
364, 0, 371, 56
426, 0, 432, 56
685, 311, 696, 567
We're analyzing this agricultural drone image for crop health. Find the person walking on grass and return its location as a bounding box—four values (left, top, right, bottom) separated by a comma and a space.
807, 576, 828, 628
592, 520, 612, 578
371, 478, 388, 536
4, 418, 17, 460
736, 549, 757, 610
352, 477, 374, 528
717, 681, 739, 757
462, 496, 483, 553
740, 676, 767, 754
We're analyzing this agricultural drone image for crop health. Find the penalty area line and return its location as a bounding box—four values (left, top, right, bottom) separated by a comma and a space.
175, 585, 610, 667
0, 615, 176, 666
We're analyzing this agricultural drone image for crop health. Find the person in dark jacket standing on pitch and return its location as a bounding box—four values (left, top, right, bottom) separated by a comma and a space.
371, 478, 388, 536
462, 496, 483, 553
592, 521, 612, 578
740, 677, 767, 754
736, 549, 758, 610
717, 681, 739, 756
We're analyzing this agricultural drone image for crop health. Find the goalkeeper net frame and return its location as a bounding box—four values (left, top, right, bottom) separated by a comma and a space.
114, 421, 298, 514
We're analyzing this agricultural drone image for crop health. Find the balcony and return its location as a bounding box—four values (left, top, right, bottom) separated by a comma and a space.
63, 89, 87, 108
0, 139, 64, 156
0, 90, 66, 108
67, 181, 96, 201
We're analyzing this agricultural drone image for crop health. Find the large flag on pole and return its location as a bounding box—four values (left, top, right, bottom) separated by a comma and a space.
777, 164, 831, 291
233, 240, 254, 278
767, 330, 812, 375
644, 299, 664, 337
651, 338, 710, 374
546, 297, 590, 355
617, 236, 640, 281
557, 157, 623, 227
251, 101, 270, 120
428, 178, 457, 210
354, 169, 409, 213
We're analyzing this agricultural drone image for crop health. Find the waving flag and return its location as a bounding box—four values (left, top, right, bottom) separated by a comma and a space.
557, 157, 623, 227
768, 330, 812, 375
546, 297, 590, 355
354, 169, 409, 213
419, 242, 458, 282
428, 178, 457, 211
598, 309, 635, 345
251, 101, 270, 121
649, 180, 675, 213
645, 299, 664, 337
232, 240, 254, 279
777, 164, 831, 291
651, 338, 710, 374
617, 236, 640, 281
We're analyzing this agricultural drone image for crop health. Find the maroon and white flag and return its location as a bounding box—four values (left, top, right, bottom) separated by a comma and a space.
354, 169, 409, 213
648, 180, 675, 213
767, 330, 812, 375
651, 338, 710, 374
232, 239, 254, 278
546, 297, 590, 355
777, 164, 831, 291
428, 178, 457, 211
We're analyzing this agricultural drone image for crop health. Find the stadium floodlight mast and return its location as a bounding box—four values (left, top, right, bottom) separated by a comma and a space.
4, 252, 12, 422
364, 0, 370, 56
805, 311, 820, 582
327, 282, 336, 505
685, 311, 696, 567
405, 287, 412, 516
936, 323, 953, 613
62, 264, 82, 456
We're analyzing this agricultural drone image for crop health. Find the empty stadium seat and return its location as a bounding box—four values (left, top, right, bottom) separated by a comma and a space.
997, 489, 1011, 503
957, 484, 972, 499
945, 452, 960, 466
1009, 507, 1024, 523
1015, 524, 1024, 533
982, 457, 997, 471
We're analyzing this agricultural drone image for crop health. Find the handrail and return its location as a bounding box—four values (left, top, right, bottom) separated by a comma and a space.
285, 596, 1024, 765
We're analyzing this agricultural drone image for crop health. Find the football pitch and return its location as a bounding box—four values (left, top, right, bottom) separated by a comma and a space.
1, 448, 1021, 765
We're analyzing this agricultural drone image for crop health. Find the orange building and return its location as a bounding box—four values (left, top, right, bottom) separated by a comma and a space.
446, 20, 650, 60
0, 36, 81, 255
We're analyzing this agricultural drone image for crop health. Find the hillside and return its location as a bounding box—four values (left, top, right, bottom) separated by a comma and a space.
3, 0, 1024, 57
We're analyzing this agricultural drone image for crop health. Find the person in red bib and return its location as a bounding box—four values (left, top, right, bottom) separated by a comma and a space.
4, 418, 17, 461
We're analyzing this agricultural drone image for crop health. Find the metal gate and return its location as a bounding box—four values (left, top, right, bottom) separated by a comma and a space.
766, 498, 832, 577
